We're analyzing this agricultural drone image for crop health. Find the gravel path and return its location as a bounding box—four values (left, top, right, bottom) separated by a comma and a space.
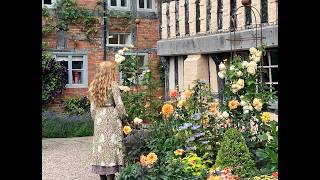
42, 136, 100, 180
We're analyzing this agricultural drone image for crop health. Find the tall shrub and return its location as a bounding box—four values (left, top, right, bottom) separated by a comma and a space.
215, 128, 256, 178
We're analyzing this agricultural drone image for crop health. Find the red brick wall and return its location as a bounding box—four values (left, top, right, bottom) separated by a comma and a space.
42, 1, 164, 111
136, 19, 159, 49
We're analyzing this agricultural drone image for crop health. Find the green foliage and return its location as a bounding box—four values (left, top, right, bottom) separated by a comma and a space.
215, 128, 256, 178
181, 152, 211, 177
118, 163, 144, 180
42, 111, 93, 138
63, 96, 90, 115
42, 7, 55, 35
157, 60, 165, 84
54, 0, 99, 40
255, 121, 278, 171
42, 50, 68, 106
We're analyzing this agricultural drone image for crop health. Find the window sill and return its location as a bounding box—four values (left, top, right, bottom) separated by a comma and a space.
108, 6, 130, 11
137, 8, 156, 12
66, 84, 88, 88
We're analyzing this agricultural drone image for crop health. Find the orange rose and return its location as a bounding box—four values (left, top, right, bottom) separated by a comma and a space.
144, 102, 151, 108
184, 89, 192, 98
228, 100, 239, 110
146, 152, 158, 165
189, 159, 196, 166
162, 104, 174, 118
174, 149, 185, 155
210, 102, 219, 113
207, 175, 221, 180
202, 116, 209, 127
123, 126, 132, 135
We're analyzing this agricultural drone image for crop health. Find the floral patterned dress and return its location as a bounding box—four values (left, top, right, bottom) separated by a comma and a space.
90, 81, 127, 175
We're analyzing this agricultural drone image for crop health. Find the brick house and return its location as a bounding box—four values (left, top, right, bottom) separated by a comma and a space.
42, 0, 164, 110
157, 0, 278, 112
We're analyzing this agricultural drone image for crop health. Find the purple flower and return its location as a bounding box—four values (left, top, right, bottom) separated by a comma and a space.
187, 136, 195, 142
178, 122, 193, 131
191, 124, 201, 130
201, 141, 209, 144
185, 146, 196, 151
193, 113, 201, 120
195, 132, 205, 137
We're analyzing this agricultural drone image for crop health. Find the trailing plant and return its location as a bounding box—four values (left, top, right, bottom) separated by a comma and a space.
215, 128, 256, 178
63, 96, 90, 115
42, 49, 68, 106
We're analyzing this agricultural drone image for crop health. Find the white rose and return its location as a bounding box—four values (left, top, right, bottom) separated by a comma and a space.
255, 50, 262, 58
127, 44, 134, 48
254, 106, 262, 111
236, 79, 245, 88
243, 109, 249, 114
249, 105, 253, 111
222, 111, 229, 118
266, 132, 273, 142
230, 65, 235, 71
236, 71, 243, 77
247, 61, 257, 75
115, 54, 125, 64
252, 55, 261, 63
133, 117, 143, 124
219, 62, 226, 71
249, 47, 257, 55
240, 101, 247, 106
117, 49, 124, 55
218, 71, 226, 79
240, 95, 245, 100
242, 61, 248, 68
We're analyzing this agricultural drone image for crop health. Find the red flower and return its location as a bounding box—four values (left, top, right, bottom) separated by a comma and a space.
272, 172, 278, 177
169, 89, 178, 98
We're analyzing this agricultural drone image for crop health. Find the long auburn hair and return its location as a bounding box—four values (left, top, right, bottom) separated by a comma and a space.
88, 61, 117, 107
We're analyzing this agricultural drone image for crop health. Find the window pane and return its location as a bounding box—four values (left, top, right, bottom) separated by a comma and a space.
270, 49, 278, 65
261, 68, 270, 83
44, 0, 52, 5
72, 61, 83, 69
262, 52, 269, 66
139, 0, 144, 8
121, 0, 127, 7
72, 70, 84, 84
111, 0, 117, 6
137, 56, 145, 68
119, 34, 126, 44
147, 0, 152, 9
271, 68, 278, 82
109, 34, 118, 44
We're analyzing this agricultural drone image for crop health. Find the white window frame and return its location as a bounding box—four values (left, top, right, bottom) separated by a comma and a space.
107, 32, 132, 47
108, 0, 130, 10
52, 52, 89, 88
42, 0, 56, 9
258, 49, 278, 110
137, 0, 156, 11
120, 52, 149, 85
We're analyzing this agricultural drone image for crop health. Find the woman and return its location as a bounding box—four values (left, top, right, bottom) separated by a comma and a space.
88, 61, 127, 180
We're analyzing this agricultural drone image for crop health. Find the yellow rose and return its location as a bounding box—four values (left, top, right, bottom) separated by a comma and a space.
228, 99, 239, 110
252, 98, 263, 111
247, 61, 257, 75
231, 84, 241, 93
261, 112, 271, 123
146, 152, 158, 165
123, 126, 132, 135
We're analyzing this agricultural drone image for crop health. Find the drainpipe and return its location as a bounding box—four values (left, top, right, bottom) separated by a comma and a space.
103, 1, 107, 60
